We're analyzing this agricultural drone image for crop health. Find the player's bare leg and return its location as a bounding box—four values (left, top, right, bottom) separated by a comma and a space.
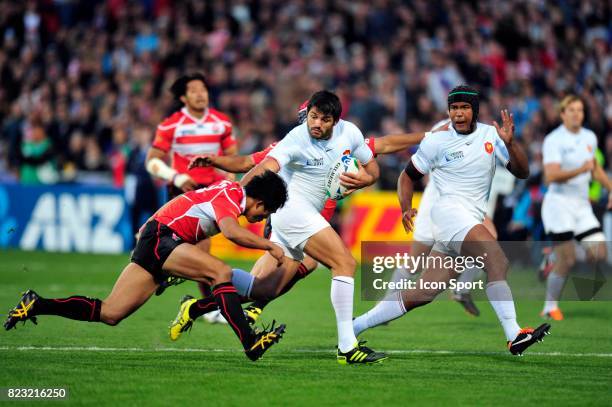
461, 224, 550, 352
4, 262, 159, 330
541, 241, 574, 320
353, 250, 454, 336
304, 227, 387, 364
195, 238, 213, 294
100, 263, 159, 325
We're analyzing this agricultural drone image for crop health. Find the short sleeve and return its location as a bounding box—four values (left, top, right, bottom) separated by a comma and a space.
410, 137, 437, 175
267, 130, 301, 167
152, 123, 174, 152
494, 133, 510, 166
221, 123, 237, 150
211, 188, 242, 223
347, 122, 373, 164
365, 137, 377, 157
542, 135, 561, 165
251, 143, 277, 165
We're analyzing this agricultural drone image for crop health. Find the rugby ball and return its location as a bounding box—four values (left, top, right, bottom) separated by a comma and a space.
326, 154, 359, 200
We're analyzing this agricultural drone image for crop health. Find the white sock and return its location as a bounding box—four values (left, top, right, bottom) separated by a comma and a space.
353, 291, 406, 337
331, 276, 358, 352
454, 266, 481, 295
486, 281, 521, 341
543, 271, 566, 313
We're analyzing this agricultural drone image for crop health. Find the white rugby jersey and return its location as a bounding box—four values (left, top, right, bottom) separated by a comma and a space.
417, 120, 449, 213
411, 122, 510, 220
542, 125, 597, 199
267, 120, 374, 211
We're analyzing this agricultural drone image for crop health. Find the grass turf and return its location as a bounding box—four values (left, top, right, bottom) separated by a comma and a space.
0, 250, 610, 406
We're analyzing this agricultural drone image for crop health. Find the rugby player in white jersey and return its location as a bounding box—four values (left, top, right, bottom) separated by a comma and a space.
225, 90, 384, 364
410, 120, 502, 317
353, 85, 551, 355
540, 95, 612, 320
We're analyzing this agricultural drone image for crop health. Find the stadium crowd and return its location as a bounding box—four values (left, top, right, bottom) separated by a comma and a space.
1, 0, 611, 239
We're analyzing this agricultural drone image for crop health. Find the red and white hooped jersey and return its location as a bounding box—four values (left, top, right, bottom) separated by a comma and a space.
248, 137, 376, 221
154, 180, 245, 243
153, 107, 237, 185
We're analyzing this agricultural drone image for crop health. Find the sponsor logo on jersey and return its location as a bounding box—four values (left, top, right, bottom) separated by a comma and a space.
587, 145, 593, 153
306, 157, 325, 167
485, 142, 493, 154
444, 150, 464, 162
343, 149, 351, 155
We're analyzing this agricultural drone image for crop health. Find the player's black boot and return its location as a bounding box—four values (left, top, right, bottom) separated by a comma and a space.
508, 323, 551, 356
245, 321, 286, 361
337, 341, 388, 365
4, 290, 39, 330
452, 292, 480, 316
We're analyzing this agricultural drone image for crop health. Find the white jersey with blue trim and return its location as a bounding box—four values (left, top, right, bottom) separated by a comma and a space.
267, 119, 374, 211
411, 122, 509, 220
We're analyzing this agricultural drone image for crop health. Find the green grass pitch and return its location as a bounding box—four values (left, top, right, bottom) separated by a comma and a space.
0, 250, 611, 406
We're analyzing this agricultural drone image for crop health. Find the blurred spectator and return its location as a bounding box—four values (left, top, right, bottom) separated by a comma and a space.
18, 117, 59, 185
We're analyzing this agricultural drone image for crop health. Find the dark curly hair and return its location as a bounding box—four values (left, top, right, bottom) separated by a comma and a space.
170, 73, 207, 102
244, 170, 288, 213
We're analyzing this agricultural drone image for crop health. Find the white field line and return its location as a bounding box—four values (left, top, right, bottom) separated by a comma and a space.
0, 346, 610, 358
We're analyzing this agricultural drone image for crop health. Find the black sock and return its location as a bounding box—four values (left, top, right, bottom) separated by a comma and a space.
212, 282, 256, 349
189, 296, 252, 319
34, 296, 101, 322
250, 262, 314, 310
198, 282, 212, 297
188, 297, 218, 319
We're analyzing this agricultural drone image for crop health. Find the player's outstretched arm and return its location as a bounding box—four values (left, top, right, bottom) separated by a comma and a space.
375, 133, 426, 155
218, 217, 284, 265
375, 123, 450, 155
397, 169, 418, 233
240, 158, 280, 186
494, 109, 529, 179
189, 155, 256, 173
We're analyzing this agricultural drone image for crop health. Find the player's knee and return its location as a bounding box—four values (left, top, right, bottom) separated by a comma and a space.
210, 264, 233, 285
335, 254, 356, 275
484, 253, 509, 280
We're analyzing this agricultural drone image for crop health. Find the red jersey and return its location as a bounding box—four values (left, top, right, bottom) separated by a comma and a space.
153, 107, 237, 185
249, 137, 377, 221
154, 180, 245, 243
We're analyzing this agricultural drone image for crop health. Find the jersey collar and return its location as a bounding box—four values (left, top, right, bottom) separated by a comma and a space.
181, 107, 209, 124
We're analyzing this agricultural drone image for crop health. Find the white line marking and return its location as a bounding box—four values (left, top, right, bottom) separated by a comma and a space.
0, 346, 610, 358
